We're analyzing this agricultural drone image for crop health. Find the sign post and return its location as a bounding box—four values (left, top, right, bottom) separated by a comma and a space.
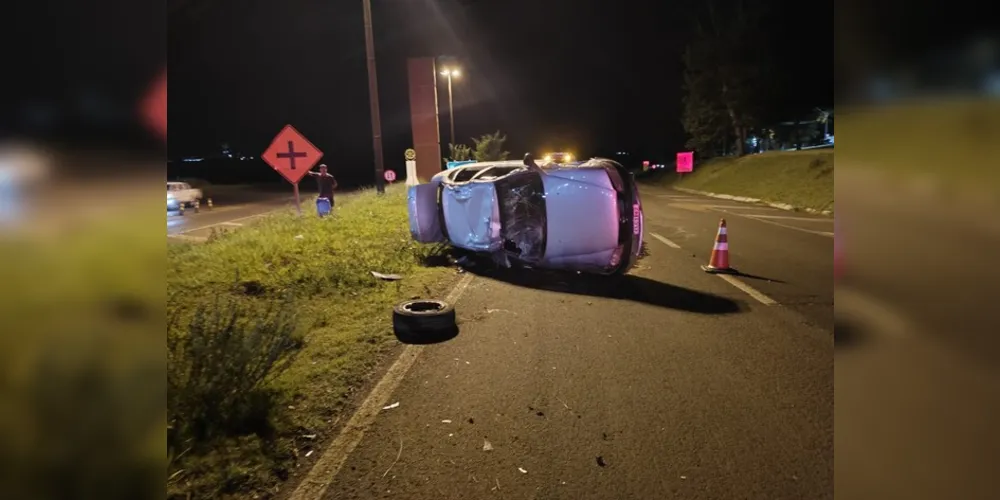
262, 125, 324, 216
676, 151, 694, 178
404, 148, 418, 186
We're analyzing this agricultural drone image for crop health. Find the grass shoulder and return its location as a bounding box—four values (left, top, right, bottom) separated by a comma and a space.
167, 186, 455, 499
638, 149, 834, 213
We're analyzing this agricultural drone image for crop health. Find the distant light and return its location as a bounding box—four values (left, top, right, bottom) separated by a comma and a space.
181, 157, 203, 162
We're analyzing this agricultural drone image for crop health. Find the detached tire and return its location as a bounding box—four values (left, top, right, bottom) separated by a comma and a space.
392, 299, 458, 344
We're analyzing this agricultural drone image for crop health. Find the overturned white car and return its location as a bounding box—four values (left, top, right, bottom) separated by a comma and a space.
407, 154, 644, 275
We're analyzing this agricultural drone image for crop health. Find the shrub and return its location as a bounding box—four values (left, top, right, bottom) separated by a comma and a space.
167, 292, 302, 450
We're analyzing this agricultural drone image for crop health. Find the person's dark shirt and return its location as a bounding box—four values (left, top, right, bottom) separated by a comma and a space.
312, 173, 336, 199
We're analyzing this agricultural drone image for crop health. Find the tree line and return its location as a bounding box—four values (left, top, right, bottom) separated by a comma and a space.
681, 0, 829, 158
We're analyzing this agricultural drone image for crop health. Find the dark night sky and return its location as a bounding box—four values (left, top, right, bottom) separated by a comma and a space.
168, 0, 831, 176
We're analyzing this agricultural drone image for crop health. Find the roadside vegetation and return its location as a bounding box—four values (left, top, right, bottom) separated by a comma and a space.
167, 186, 454, 499
445, 130, 510, 165
639, 149, 834, 212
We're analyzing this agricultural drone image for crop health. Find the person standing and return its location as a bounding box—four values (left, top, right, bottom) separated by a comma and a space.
307, 163, 337, 217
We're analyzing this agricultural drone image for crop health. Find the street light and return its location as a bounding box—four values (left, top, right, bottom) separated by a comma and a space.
440, 67, 461, 147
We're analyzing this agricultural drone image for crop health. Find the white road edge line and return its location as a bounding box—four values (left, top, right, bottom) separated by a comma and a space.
709, 208, 834, 238
288, 273, 476, 500
649, 232, 681, 249
746, 214, 833, 222
717, 274, 778, 305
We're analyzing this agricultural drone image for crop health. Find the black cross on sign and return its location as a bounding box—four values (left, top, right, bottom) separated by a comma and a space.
276, 140, 307, 169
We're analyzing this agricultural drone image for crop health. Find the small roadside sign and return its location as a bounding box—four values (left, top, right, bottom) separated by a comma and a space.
404, 148, 416, 161
262, 124, 324, 215
384, 170, 397, 183
676, 152, 694, 173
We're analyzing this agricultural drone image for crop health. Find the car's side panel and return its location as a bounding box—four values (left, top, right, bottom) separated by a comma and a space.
407, 183, 446, 243
539, 171, 619, 265
440, 182, 502, 252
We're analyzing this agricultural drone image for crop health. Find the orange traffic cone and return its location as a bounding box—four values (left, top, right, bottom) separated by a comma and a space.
702, 218, 735, 273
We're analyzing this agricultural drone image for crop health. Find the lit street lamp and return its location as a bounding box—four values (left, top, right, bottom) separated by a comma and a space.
440, 67, 461, 146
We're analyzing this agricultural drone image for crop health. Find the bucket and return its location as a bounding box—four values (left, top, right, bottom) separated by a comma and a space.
316, 197, 332, 217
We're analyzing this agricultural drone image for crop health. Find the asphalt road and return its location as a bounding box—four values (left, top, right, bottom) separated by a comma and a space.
167, 185, 306, 241
308, 186, 834, 500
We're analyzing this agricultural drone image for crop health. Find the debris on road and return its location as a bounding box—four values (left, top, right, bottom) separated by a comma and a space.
371, 271, 403, 281
382, 402, 400, 410
483, 439, 493, 451
381, 436, 404, 479
680, 475, 687, 480
518, 467, 528, 474
302, 434, 317, 440
486, 308, 515, 314
596, 456, 607, 467
294, 234, 304, 240
305, 450, 314, 458
442, 419, 452, 424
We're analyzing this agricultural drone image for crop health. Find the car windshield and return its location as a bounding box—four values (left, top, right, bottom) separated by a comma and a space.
494, 171, 547, 262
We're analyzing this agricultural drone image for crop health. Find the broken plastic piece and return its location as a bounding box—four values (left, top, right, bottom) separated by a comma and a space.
518, 467, 528, 474
371, 271, 403, 281
383, 402, 400, 410
442, 419, 452, 424
483, 439, 493, 451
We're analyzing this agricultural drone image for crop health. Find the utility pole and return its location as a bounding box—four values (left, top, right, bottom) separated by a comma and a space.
362, 0, 385, 194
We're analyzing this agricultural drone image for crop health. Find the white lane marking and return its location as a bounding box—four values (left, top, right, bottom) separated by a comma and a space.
717, 274, 778, 305
710, 208, 834, 238
706, 204, 775, 211
655, 195, 703, 200
176, 207, 287, 235
289, 273, 475, 500
649, 232, 681, 249
743, 214, 833, 222
167, 233, 207, 243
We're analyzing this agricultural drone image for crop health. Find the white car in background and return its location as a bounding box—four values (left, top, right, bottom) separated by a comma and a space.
167, 181, 202, 211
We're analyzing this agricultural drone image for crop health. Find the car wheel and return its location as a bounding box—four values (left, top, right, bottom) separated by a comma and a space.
392, 299, 457, 344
